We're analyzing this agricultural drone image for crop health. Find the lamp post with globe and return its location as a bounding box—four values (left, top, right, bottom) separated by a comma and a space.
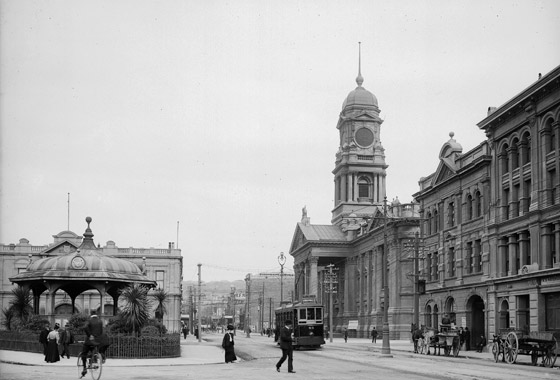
278, 252, 286, 305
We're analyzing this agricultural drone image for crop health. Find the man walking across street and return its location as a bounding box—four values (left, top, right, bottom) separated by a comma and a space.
58, 323, 74, 359
371, 327, 378, 343
276, 320, 295, 373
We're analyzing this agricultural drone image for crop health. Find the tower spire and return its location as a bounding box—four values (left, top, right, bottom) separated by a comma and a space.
356, 41, 364, 87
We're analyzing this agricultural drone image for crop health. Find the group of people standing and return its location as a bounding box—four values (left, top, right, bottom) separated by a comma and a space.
38, 322, 74, 363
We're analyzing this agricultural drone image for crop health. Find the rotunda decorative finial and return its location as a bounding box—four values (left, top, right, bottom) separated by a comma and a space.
449, 131, 455, 139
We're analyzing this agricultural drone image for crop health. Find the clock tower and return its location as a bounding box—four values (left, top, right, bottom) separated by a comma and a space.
332, 44, 387, 225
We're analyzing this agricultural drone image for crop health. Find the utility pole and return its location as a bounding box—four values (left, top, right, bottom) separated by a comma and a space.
326, 263, 336, 343
381, 197, 392, 356
245, 274, 251, 337
414, 231, 420, 330
197, 263, 202, 342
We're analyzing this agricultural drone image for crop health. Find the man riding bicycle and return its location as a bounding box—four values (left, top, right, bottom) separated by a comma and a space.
80, 311, 109, 378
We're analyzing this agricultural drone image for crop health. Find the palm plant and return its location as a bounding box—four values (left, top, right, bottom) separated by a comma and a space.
152, 288, 168, 322
9, 286, 32, 322
119, 283, 152, 334
1, 307, 15, 330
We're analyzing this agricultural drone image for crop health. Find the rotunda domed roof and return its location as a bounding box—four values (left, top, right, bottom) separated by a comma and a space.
10, 217, 154, 285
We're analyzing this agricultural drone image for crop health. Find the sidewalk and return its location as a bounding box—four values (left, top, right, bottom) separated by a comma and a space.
0, 338, 224, 367
0, 334, 494, 367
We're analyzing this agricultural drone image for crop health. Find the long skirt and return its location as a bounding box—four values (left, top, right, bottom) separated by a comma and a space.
45, 340, 60, 363
225, 346, 237, 363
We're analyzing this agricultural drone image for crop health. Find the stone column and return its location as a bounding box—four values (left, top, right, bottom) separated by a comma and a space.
519, 231, 529, 268
541, 224, 553, 269
309, 257, 318, 297
498, 238, 508, 277
508, 235, 518, 275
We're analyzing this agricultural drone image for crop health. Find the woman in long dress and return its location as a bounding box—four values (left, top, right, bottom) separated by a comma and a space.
221, 324, 237, 363
45, 323, 61, 363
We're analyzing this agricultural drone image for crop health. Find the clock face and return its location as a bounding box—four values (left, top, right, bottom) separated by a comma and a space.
71, 256, 85, 269
354, 127, 374, 147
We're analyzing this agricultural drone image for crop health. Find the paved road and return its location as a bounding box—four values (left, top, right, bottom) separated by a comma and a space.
1, 333, 558, 380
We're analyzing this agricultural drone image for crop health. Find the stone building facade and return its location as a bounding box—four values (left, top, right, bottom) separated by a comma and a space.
414, 65, 560, 345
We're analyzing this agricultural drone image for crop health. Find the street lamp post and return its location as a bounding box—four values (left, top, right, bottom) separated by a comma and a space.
278, 252, 286, 305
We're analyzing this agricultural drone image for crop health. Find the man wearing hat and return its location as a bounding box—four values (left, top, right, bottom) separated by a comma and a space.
276, 319, 296, 373
79, 310, 109, 378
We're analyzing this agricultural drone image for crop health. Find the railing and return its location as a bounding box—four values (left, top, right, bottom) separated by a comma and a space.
0, 331, 180, 359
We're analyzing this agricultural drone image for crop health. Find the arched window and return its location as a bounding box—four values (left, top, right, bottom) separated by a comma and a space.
358, 176, 371, 200
520, 132, 531, 165
475, 190, 482, 217
425, 305, 432, 328
466, 194, 473, 220
500, 144, 509, 174
426, 212, 432, 235
511, 138, 519, 169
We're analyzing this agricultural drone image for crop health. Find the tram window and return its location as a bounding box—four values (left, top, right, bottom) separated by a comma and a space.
307, 308, 315, 320
315, 308, 322, 320
299, 309, 306, 320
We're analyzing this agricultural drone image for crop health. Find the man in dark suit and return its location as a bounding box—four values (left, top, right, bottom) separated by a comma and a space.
79, 311, 109, 378
39, 323, 50, 361
276, 320, 295, 373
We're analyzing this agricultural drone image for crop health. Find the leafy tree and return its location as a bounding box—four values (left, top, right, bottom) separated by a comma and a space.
152, 288, 168, 321
67, 312, 90, 335
119, 283, 152, 334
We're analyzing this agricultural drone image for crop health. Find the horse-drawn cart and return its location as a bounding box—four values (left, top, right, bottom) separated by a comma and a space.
492, 329, 558, 367
421, 328, 461, 357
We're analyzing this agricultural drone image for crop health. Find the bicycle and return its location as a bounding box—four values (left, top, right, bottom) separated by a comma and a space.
77, 343, 103, 380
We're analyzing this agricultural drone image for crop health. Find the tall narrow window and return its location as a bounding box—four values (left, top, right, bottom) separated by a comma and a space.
475, 240, 482, 273
466, 194, 473, 220
426, 212, 432, 235
448, 247, 456, 277
156, 270, 165, 289
426, 253, 433, 281
475, 190, 482, 217
448, 202, 455, 227
434, 210, 439, 232
503, 188, 510, 221
466, 242, 473, 274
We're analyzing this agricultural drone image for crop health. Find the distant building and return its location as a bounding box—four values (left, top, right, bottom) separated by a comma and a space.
1, 222, 183, 332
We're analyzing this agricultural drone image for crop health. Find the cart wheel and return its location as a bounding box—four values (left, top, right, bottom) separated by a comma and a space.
504, 331, 518, 364
531, 350, 538, 366
542, 338, 558, 368
492, 342, 500, 363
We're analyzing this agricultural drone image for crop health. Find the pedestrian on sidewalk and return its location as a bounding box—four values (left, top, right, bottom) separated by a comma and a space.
276, 320, 295, 373
182, 324, 188, 339
58, 323, 74, 359
45, 323, 61, 363
39, 323, 51, 361
465, 327, 471, 351
371, 327, 378, 343
476, 335, 487, 352
222, 324, 237, 363
344, 328, 348, 343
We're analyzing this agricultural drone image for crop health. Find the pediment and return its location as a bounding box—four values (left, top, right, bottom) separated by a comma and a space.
44, 240, 79, 255
289, 225, 307, 253
432, 160, 457, 186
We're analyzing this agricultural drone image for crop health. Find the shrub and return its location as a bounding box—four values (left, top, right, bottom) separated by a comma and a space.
67, 313, 89, 335
19, 315, 50, 333
140, 326, 159, 336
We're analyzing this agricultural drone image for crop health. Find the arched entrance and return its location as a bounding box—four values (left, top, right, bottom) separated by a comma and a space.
466, 295, 485, 349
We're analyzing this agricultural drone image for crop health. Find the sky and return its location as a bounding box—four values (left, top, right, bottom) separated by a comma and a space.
1, 0, 559, 283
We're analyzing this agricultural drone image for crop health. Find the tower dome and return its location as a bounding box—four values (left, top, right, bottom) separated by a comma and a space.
341, 42, 378, 112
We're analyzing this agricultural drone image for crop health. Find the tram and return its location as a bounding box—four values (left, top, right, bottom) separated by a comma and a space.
274, 300, 325, 349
